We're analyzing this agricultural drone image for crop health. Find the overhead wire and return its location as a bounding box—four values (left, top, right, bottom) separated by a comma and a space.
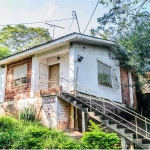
83, 0, 99, 34
0, 18, 73, 26
67, 18, 74, 34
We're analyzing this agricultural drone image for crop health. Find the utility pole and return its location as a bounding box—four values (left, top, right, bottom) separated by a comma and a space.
72, 11, 81, 33
45, 23, 65, 39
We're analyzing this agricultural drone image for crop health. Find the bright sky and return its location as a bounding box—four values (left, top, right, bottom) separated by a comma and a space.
0, 0, 109, 39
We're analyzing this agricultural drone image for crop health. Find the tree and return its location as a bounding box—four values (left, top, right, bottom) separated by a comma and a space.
0, 46, 12, 59
0, 25, 51, 52
91, 0, 150, 39
118, 14, 150, 74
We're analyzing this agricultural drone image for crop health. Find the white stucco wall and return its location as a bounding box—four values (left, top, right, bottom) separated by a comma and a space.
72, 43, 122, 102
35, 45, 70, 92
0, 66, 7, 102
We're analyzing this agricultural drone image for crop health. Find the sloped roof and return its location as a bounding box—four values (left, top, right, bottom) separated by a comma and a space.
0, 32, 116, 65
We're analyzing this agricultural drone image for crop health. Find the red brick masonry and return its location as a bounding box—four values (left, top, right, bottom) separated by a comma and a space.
5, 57, 32, 101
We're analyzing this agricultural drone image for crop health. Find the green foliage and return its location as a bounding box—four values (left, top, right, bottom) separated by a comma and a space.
19, 105, 36, 122
91, 0, 150, 39
0, 116, 81, 149
0, 46, 11, 59
0, 116, 121, 149
81, 120, 120, 149
0, 24, 51, 52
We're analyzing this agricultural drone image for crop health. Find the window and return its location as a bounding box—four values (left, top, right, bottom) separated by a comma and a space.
13, 64, 27, 86
97, 61, 112, 87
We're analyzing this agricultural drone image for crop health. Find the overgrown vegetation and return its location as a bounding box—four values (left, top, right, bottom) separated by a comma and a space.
0, 116, 120, 149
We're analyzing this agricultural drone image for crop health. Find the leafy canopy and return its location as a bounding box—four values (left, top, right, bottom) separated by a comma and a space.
0, 46, 12, 59
91, 0, 150, 75
0, 24, 51, 53
91, 0, 150, 39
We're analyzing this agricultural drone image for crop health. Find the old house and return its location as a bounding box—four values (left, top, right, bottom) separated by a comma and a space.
1, 33, 149, 149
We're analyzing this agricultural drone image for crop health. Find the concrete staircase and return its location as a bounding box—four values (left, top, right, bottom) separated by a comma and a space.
59, 92, 150, 149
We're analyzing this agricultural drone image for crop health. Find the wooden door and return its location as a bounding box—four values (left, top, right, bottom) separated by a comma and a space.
49, 64, 59, 86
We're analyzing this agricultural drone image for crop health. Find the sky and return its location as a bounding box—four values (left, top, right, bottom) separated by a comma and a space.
0, 0, 109, 39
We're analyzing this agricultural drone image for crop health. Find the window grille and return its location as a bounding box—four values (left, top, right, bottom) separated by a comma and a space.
13, 64, 27, 86
98, 61, 112, 87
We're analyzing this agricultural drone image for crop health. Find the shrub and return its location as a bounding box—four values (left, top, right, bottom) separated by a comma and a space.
81, 120, 121, 149
19, 105, 36, 121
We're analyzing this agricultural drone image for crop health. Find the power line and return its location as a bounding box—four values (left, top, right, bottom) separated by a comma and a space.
83, 0, 99, 34
0, 18, 73, 27
68, 18, 74, 34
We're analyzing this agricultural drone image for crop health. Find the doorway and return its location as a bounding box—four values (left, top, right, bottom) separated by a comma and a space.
49, 64, 59, 86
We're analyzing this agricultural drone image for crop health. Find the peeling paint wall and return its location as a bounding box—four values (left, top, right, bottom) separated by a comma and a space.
42, 96, 57, 128
57, 97, 70, 130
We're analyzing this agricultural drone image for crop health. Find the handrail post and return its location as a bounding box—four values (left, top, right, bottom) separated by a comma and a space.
74, 81, 77, 97
103, 99, 105, 114
145, 118, 148, 137
90, 92, 92, 112
135, 116, 138, 139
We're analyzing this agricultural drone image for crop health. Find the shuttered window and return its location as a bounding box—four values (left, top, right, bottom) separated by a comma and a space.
98, 61, 112, 87
13, 64, 27, 86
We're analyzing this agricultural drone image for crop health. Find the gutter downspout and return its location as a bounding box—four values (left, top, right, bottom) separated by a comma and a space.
128, 71, 134, 107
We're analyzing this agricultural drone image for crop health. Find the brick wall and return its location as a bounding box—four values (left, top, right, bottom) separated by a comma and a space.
120, 67, 130, 106
120, 67, 138, 109
131, 74, 138, 109
5, 57, 32, 101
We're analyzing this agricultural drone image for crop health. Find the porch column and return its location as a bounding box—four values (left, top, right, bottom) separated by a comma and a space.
82, 111, 85, 132
69, 105, 74, 132
129, 143, 134, 150
30, 55, 37, 98
75, 107, 78, 130
128, 71, 134, 107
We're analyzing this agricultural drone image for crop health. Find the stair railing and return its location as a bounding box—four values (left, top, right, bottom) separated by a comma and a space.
60, 77, 150, 140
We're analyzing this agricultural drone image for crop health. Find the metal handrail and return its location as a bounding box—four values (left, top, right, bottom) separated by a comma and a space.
60, 77, 150, 123
61, 90, 150, 140
60, 77, 150, 140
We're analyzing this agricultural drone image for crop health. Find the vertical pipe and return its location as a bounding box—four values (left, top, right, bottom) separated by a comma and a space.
90, 92, 92, 112
135, 116, 138, 139
128, 71, 134, 107
82, 111, 85, 132
145, 118, 147, 137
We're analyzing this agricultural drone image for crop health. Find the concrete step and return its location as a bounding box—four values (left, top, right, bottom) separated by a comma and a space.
142, 143, 150, 149
124, 133, 134, 139
116, 124, 125, 128
133, 133, 144, 139
142, 138, 150, 144
109, 120, 117, 124
93, 115, 101, 122
88, 111, 95, 116
101, 119, 109, 125
125, 128, 135, 133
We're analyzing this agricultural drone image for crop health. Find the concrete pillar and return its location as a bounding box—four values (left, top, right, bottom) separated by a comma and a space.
129, 143, 134, 150
82, 111, 85, 132
69, 105, 74, 132
128, 71, 134, 107
75, 107, 78, 130
121, 136, 127, 150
